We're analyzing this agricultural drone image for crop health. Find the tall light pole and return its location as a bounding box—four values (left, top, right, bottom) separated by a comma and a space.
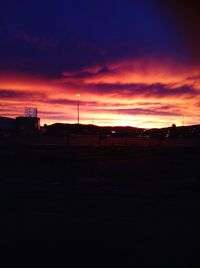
76, 94, 80, 124
182, 115, 185, 127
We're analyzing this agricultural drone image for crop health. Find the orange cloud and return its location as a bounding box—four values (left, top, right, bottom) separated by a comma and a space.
0, 57, 200, 128
62, 59, 200, 94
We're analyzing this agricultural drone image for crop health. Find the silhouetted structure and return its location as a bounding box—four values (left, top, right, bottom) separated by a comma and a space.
16, 117, 40, 135
0, 117, 16, 130
0, 117, 16, 137
0, 114, 40, 137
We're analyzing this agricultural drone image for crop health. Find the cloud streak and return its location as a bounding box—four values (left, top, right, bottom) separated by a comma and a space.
0, 57, 200, 128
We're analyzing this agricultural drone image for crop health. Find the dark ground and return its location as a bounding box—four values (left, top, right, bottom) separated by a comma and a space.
0, 140, 200, 267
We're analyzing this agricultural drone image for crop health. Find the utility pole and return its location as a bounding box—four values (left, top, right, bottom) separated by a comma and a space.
182, 115, 184, 127
76, 94, 80, 124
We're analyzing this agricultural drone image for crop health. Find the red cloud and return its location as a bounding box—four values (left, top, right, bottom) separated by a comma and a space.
0, 57, 200, 128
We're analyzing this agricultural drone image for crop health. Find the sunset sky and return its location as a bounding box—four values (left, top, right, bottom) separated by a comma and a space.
0, 0, 200, 128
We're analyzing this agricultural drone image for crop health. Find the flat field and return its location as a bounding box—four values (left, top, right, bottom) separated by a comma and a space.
0, 141, 200, 266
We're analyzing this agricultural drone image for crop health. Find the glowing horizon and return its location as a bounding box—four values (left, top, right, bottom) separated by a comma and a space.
0, 57, 199, 129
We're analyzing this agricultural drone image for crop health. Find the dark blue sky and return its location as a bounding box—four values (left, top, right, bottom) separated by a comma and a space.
0, 0, 199, 77
0, 0, 200, 127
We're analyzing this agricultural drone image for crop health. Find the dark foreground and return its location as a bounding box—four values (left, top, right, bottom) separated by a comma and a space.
0, 141, 200, 266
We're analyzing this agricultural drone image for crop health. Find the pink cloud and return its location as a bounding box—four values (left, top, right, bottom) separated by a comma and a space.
0, 57, 200, 128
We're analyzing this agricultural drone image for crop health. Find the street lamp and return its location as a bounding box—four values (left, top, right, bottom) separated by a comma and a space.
76, 94, 80, 124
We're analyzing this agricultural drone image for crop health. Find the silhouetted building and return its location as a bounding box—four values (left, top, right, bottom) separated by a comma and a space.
0, 117, 17, 137
16, 117, 40, 135
0, 117, 16, 130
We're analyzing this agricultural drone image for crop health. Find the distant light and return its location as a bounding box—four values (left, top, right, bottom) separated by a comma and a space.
76, 94, 80, 98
